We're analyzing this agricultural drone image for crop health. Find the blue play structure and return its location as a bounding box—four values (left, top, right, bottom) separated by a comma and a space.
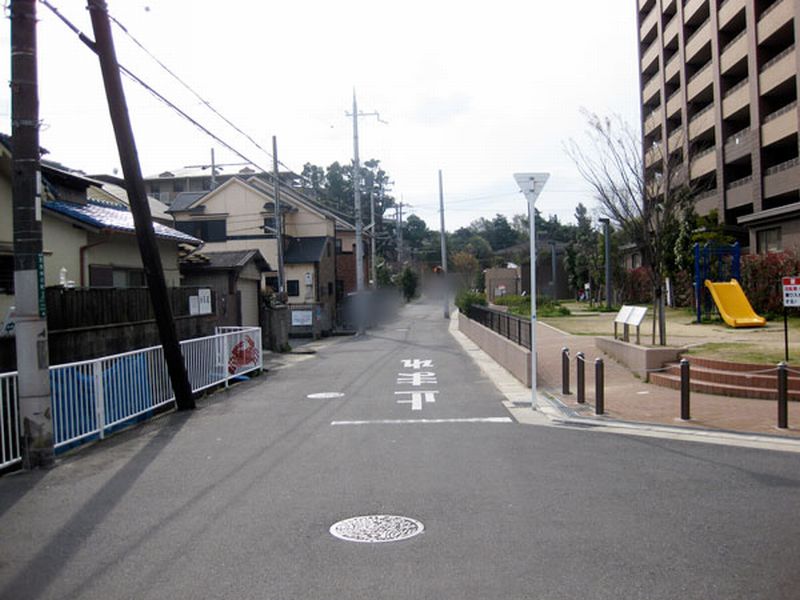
694, 242, 741, 323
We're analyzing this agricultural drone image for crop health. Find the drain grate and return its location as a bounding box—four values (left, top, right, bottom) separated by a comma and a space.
306, 392, 345, 399
329, 515, 424, 543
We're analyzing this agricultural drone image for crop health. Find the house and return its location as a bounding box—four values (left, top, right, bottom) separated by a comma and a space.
0, 135, 201, 321
168, 176, 346, 334
180, 249, 270, 328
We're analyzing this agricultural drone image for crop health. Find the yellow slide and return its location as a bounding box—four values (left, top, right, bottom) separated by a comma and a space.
704, 279, 766, 328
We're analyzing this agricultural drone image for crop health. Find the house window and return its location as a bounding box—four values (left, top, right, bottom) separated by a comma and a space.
631, 253, 642, 269
0, 255, 13, 294
90, 265, 145, 288
263, 216, 277, 236
175, 220, 227, 242
757, 228, 781, 254
328, 281, 333, 296
335, 238, 342, 254
287, 280, 300, 297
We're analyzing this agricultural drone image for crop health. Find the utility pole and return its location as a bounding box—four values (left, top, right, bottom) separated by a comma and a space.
11, 0, 53, 468
370, 185, 377, 290
346, 91, 386, 334
272, 136, 285, 297
438, 170, 449, 319
210, 148, 217, 189
88, 0, 195, 410
397, 201, 404, 264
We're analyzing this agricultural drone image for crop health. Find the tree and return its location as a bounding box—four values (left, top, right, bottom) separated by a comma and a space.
451, 250, 480, 291
565, 203, 602, 303
399, 266, 419, 301
566, 111, 695, 344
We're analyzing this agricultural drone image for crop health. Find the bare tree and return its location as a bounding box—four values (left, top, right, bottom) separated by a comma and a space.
566, 111, 694, 345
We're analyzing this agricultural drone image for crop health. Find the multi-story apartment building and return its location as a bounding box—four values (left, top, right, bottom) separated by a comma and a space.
637, 0, 800, 252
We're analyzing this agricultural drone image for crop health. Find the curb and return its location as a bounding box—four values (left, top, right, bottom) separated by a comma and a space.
449, 310, 800, 454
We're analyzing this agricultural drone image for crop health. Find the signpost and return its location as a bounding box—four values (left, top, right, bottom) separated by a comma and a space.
781, 277, 800, 362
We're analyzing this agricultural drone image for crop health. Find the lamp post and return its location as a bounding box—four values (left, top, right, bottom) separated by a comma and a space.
599, 217, 611, 310
513, 173, 550, 409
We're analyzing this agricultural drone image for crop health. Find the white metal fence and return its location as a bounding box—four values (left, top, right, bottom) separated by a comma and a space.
0, 327, 262, 470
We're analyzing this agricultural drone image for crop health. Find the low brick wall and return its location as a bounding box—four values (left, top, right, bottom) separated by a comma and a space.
458, 313, 531, 387
595, 337, 684, 381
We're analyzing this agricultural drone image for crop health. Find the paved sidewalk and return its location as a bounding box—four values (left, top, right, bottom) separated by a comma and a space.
535, 321, 800, 438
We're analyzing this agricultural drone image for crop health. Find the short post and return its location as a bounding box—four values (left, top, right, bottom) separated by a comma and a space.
680, 358, 691, 421
595, 358, 604, 415
561, 347, 570, 395
576, 352, 585, 404
777, 362, 788, 429
93, 360, 106, 440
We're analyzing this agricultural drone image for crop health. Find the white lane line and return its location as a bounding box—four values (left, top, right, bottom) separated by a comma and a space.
331, 417, 514, 426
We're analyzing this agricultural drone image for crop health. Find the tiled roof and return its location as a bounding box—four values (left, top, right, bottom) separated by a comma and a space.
169, 191, 208, 212
186, 250, 270, 271
45, 200, 201, 245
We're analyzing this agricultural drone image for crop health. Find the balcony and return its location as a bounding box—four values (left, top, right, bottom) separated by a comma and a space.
722, 80, 749, 118
759, 46, 796, 95
718, 0, 745, 30
668, 128, 684, 153
642, 73, 661, 104
640, 7, 658, 41
763, 158, 800, 198
724, 128, 752, 163
687, 63, 713, 101
762, 102, 798, 147
691, 148, 717, 180
666, 88, 682, 117
683, 0, 706, 25
689, 104, 715, 140
694, 188, 720, 215
725, 176, 754, 209
758, 0, 792, 45
721, 30, 748, 74
685, 20, 711, 62
663, 13, 680, 47
645, 144, 663, 168
644, 109, 661, 135
641, 39, 660, 73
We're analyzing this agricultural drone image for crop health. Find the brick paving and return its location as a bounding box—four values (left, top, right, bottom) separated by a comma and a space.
535, 322, 800, 438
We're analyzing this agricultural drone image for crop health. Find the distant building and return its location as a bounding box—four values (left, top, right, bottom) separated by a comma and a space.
636, 0, 800, 251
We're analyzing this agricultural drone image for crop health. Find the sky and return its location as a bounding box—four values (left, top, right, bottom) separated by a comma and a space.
0, 0, 641, 232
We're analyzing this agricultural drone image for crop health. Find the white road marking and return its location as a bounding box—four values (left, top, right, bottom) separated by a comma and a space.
331, 417, 514, 426
396, 372, 438, 386
395, 390, 438, 410
401, 359, 434, 369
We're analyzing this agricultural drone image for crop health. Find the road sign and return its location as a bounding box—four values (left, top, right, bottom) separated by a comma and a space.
782, 277, 800, 307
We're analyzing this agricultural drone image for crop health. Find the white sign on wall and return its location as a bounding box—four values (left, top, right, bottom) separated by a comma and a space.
292, 310, 313, 326
189, 296, 200, 316
198, 288, 212, 315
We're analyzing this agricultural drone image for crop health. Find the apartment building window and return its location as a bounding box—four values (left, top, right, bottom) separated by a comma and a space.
287, 280, 300, 297
756, 228, 781, 254
263, 216, 277, 236
174, 180, 185, 193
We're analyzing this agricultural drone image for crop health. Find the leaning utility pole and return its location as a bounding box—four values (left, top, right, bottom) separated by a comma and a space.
396, 201, 404, 264
438, 170, 449, 319
11, 0, 54, 468
272, 136, 285, 297
88, 0, 194, 410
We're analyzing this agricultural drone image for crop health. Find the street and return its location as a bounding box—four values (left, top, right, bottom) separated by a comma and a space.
1, 298, 799, 599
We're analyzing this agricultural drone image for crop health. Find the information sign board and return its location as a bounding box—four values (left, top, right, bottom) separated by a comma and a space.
782, 277, 800, 307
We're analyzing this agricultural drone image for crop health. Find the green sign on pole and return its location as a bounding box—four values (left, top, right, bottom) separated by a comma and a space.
37, 253, 46, 317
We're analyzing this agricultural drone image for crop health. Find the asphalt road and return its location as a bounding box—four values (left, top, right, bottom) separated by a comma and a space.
1, 298, 799, 599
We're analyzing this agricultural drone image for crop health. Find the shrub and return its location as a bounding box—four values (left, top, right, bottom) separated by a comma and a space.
455, 290, 486, 314
740, 250, 800, 317
620, 266, 653, 304
493, 294, 570, 317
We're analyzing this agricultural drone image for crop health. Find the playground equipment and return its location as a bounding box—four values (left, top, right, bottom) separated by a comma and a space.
704, 280, 766, 328
694, 242, 765, 327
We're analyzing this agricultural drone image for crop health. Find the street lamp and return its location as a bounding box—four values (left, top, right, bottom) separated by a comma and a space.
513, 172, 550, 409
599, 217, 611, 310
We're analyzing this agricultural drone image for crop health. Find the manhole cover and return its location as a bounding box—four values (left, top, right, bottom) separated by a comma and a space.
306, 392, 345, 399
329, 515, 424, 543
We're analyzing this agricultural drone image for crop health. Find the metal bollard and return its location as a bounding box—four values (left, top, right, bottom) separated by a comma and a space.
680, 358, 691, 420
561, 347, 571, 395
576, 352, 585, 404
778, 362, 788, 429
595, 358, 604, 415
